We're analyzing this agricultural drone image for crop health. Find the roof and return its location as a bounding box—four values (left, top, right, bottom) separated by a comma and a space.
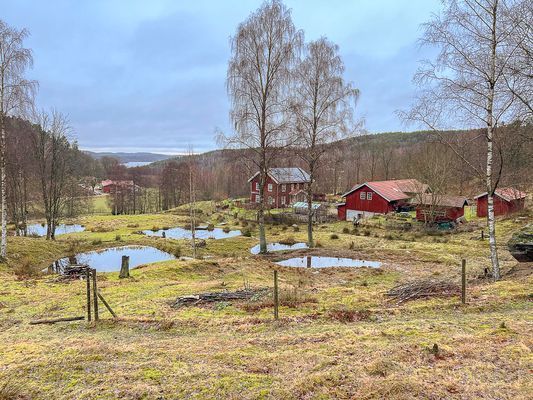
292, 201, 323, 209
248, 167, 311, 184
416, 194, 468, 208
342, 179, 428, 202
474, 187, 527, 202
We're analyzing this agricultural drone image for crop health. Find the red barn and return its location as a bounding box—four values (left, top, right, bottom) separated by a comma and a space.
102, 180, 136, 194
475, 187, 526, 217
337, 179, 428, 221
415, 194, 468, 223
248, 167, 311, 208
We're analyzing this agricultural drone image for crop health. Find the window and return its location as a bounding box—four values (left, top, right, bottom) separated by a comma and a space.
268, 196, 274, 205
281, 196, 286, 205
367, 192, 373, 200
255, 182, 259, 191
268, 183, 273, 192
255, 195, 260, 203
360, 191, 366, 200
291, 183, 295, 191
281, 184, 286, 192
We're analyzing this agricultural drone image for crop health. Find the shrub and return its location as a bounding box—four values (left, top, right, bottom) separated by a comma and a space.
363, 229, 371, 236
151, 226, 160, 232
351, 227, 358, 235
223, 226, 230, 233
384, 234, 394, 240
91, 238, 102, 245
293, 225, 300, 232
207, 223, 215, 231
242, 228, 252, 237
115, 234, 122, 241
315, 240, 323, 248
173, 245, 182, 258
330, 233, 339, 240
342, 227, 350, 234
279, 236, 296, 245
11, 257, 40, 278
241, 220, 249, 227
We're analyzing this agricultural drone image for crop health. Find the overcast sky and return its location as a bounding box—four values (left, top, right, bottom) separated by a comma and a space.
3, 0, 441, 154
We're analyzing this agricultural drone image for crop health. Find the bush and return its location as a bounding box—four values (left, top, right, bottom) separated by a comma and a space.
315, 240, 323, 247
241, 220, 249, 227
293, 225, 300, 232
173, 245, 182, 258
330, 233, 339, 240
207, 223, 215, 231
11, 257, 40, 278
223, 226, 230, 233
151, 226, 160, 232
91, 238, 102, 245
242, 228, 252, 237
279, 236, 296, 245
115, 234, 122, 241
363, 229, 371, 236
342, 227, 350, 234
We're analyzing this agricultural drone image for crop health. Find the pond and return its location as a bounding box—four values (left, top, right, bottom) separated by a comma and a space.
48, 245, 176, 273
250, 242, 308, 254
275, 256, 381, 269
142, 226, 241, 240
27, 223, 85, 236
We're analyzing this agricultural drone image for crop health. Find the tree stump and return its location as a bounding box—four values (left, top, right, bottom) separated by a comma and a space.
119, 255, 130, 279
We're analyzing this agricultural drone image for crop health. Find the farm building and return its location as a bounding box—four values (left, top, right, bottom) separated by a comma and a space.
248, 167, 311, 208
415, 194, 468, 223
337, 179, 429, 221
292, 201, 328, 222
102, 180, 136, 194
475, 187, 527, 217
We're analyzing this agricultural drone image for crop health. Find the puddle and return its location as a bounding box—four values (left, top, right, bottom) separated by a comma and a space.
250, 242, 308, 254
275, 256, 381, 269
27, 224, 85, 236
142, 226, 241, 240
48, 245, 176, 273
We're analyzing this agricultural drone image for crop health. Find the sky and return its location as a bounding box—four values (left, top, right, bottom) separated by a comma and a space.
2, 0, 442, 154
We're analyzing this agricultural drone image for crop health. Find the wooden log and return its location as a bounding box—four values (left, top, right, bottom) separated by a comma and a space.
461, 259, 466, 304
92, 268, 99, 321
97, 292, 117, 318
86, 268, 91, 322
119, 255, 130, 279
273, 270, 279, 320
30, 316, 84, 325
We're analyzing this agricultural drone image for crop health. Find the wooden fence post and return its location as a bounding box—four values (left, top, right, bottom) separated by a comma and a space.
119, 255, 130, 279
273, 270, 279, 320
92, 268, 99, 321
97, 292, 117, 318
306, 256, 312, 268
461, 259, 466, 305
86, 267, 92, 322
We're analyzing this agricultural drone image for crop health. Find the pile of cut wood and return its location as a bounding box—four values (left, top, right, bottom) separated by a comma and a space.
173, 288, 268, 308
386, 279, 460, 304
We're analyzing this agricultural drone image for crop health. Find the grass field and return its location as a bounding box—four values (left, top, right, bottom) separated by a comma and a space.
0, 203, 531, 399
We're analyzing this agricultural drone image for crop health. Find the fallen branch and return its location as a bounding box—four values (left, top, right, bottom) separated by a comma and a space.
386, 279, 460, 304
29, 316, 84, 325
173, 288, 268, 308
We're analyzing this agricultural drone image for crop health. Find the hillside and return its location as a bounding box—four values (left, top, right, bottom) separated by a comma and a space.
84, 151, 175, 164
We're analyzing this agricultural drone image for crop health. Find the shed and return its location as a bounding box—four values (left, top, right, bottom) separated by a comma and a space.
475, 187, 526, 217
415, 194, 468, 223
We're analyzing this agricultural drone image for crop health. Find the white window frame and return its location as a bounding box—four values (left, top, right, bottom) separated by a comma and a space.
281, 196, 286, 205
268, 183, 273, 192
281, 184, 286, 192
255, 195, 260, 203
255, 182, 259, 191
360, 191, 366, 200
367, 192, 373, 200
268, 196, 274, 205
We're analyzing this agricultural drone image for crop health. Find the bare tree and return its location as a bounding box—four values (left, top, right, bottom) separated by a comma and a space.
292, 37, 359, 246
187, 146, 197, 259
32, 109, 73, 240
223, 0, 303, 254
400, 0, 530, 280
0, 20, 36, 257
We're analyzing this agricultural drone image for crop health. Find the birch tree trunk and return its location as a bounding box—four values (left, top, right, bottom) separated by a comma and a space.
0, 119, 7, 259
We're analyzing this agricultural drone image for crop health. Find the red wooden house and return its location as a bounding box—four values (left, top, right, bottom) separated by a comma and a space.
337, 179, 428, 220
415, 194, 468, 222
248, 167, 311, 208
475, 187, 526, 217
102, 179, 136, 194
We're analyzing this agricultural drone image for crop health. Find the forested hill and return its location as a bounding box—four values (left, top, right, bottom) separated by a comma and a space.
84, 151, 174, 164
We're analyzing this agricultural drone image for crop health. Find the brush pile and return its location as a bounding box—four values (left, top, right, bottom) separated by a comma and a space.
386, 279, 460, 304
173, 288, 269, 308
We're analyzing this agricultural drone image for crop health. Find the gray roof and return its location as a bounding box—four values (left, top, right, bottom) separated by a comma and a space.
248, 167, 311, 184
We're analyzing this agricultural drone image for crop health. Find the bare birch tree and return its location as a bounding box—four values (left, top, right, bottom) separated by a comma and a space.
188, 146, 197, 258
223, 0, 303, 254
292, 37, 359, 246
400, 0, 531, 280
0, 20, 36, 257
32, 109, 73, 240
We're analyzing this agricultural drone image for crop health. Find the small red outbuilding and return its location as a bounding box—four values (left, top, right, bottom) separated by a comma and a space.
475, 187, 526, 217
415, 194, 468, 223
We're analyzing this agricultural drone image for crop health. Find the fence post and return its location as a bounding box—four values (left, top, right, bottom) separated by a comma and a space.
306, 256, 312, 268
92, 268, 99, 321
119, 255, 130, 279
461, 259, 466, 305
273, 270, 279, 320
86, 267, 92, 322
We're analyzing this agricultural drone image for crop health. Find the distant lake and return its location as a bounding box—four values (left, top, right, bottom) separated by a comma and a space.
123, 161, 151, 168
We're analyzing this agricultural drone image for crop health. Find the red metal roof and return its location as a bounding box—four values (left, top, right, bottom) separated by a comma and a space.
343, 179, 428, 202
475, 187, 527, 202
